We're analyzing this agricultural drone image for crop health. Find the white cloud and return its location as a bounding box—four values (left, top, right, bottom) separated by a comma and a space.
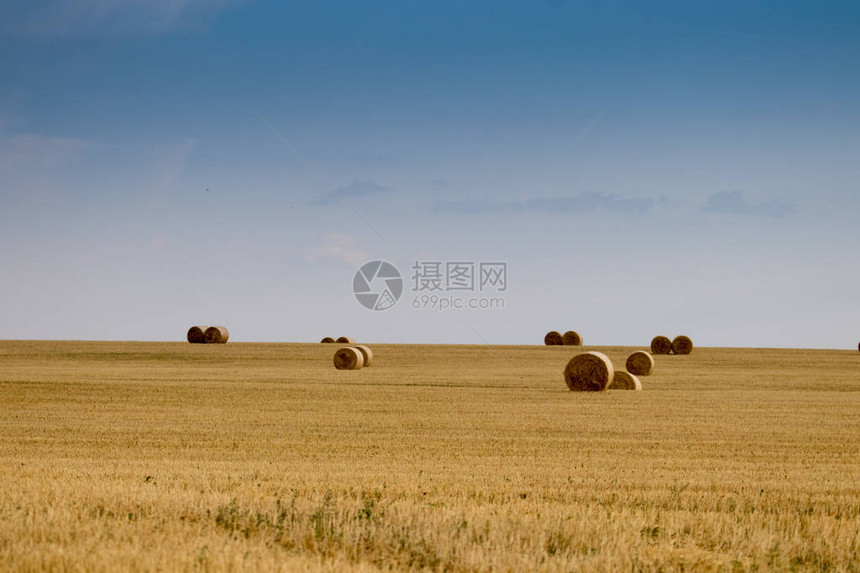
703, 191, 795, 218
307, 233, 368, 267
433, 191, 661, 215
310, 179, 392, 206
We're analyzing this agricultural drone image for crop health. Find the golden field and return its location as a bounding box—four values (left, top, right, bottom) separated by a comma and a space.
1, 340, 858, 572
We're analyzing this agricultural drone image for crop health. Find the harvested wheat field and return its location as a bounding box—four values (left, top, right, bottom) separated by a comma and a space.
1, 341, 859, 572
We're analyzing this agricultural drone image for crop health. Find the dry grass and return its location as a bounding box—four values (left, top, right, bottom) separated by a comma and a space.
1, 341, 859, 571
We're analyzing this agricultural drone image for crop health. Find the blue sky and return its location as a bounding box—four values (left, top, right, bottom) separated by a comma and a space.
1, 0, 858, 348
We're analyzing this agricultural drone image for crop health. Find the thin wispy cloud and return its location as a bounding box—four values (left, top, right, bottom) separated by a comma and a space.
526, 192, 657, 214
152, 138, 196, 197
434, 192, 660, 215
5, 0, 243, 36
307, 233, 368, 267
309, 180, 392, 206
703, 191, 795, 218
434, 199, 504, 214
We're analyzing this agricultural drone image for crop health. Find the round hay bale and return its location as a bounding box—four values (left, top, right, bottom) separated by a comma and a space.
562, 331, 583, 346
650, 335, 672, 355
333, 347, 364, 370
203, 326, 229, 344
352, 345, 373, 367
563, 351, 614, 392
336, 336, 355, 344
672, 335, 693, 355
609, 371, 642, 390
187, 326, 207, 344
626, 351, 655, 376
320, 337, 335, 343
544, 331, 563, 346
